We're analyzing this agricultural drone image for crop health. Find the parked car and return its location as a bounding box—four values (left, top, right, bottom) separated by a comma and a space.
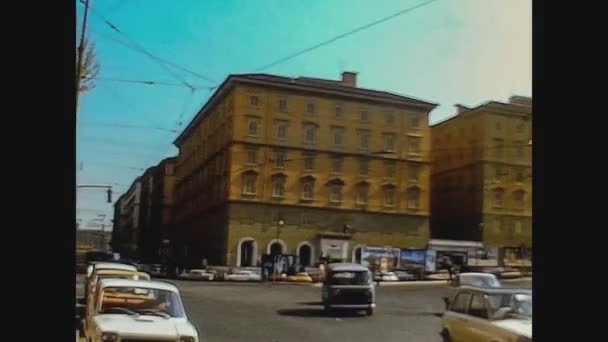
392, 270, 416, 281
287, 272, 313, 283
448, 272, 501, 301
441, 286, 532, 342
84, 278, 199, 341
373, 271, 399, 282
179, 269, 216, 281
225, 270, 261, 282
322, 263, 375, 316
84, 262, 139, 302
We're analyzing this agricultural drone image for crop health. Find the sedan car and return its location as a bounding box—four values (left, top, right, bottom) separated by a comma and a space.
287, 272, 313, 283
392, 270, 416, 281
85, 278, 199, 341
179, 269, 216, 281
225, 270, 261, 282
376, 272, 399, 282
441, 286, 532, 342
447, 272, 502, 301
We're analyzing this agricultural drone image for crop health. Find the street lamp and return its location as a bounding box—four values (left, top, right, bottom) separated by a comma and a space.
277, 219, 285, 240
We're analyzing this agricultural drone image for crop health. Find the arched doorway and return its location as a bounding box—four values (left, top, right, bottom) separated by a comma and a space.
270, 242, 283, 256
299, 245, 312, 267
351, 244, 365, 264
236, 237, 258, 267
240, 241, 254, 266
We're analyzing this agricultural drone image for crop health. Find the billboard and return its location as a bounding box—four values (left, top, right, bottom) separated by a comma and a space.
361, 247, 400, 272
425, 250, 436, 273
400, 249, 426, 271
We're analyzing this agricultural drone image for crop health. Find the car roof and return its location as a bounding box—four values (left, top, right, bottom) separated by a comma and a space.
95, 269, 138, 275
92, 262, 137, 272
98, 278, 179, 292
458, 285, 532, 295
327, 263, 369, 272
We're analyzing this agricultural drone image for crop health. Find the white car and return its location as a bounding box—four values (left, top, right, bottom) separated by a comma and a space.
85, 278, 199, 342
448, 272, 501, 301
179, 269, 215, 281
225, 270, 261, 282
375, 272, 399, 282
86, 262, 137, 279
442, 286, 532, 342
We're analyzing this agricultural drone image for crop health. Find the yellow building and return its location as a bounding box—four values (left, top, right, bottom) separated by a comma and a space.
430, 96, 532, 253
172, 72, 437, 267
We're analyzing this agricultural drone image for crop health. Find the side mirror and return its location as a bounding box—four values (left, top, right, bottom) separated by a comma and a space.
443, 297, 450, 310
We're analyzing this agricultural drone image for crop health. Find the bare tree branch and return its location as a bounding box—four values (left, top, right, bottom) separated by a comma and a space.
77, 31, 101, 93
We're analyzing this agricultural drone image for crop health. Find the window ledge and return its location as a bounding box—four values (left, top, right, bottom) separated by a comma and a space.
241, 193, 257, 198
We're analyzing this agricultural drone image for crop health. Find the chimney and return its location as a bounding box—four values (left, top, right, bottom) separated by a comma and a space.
341, 71, 357, 87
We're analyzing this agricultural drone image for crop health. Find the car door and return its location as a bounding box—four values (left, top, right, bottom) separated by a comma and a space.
444, 291, 472, 342
462, 293, 500, 342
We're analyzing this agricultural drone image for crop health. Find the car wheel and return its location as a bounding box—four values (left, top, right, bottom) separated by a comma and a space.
440, 329, 451, 342
366, 308, 374, 316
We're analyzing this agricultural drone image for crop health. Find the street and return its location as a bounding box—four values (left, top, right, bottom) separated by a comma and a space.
76, 276, 530, 342
172, 279, 530, 342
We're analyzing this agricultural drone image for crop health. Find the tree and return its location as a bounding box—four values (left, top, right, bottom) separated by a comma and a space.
76, 30, 101, 94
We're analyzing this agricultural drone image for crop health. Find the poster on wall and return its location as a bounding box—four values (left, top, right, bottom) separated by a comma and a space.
436, 251, 468, 271
400, 249, 426, 272
361, 247, 400, 272
425, 249, 436, 273
320, 239, 348, 261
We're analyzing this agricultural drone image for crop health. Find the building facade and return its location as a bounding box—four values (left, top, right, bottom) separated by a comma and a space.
172, 72, 437, 267
111, 157, 177, 262
430, 96, 532, 252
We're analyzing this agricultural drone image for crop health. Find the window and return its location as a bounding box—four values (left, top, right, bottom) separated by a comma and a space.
279, 97, 287, 112
360, 109, 369, 122
329, 185, 342, 203
306, 103, 315, 114
247, 118, 259, 137
358, 130, 370, 150
301, 180, 314, 200
303, 123, 317, 145
384, 187, 396, 207
384, 134, 396, 152
493, 188, 505, 207
250, 95, 259, 106
276, 121, 288, 140
450, 292, 472, 314
303, 155, 315, 172
359, 158, 370, 176
469, 294, 489, 319
274, 151, 286, 168
515, 170, 524, 182
356, 184, 368, 205
514, 220, 523, 234
410, 114, 420, 128
408, 165, 420, 182
385, 111, 395, 125
494, 138, 504, 159
331, 157, 344, 174
407, 187, 421, 209
495, 219, 502, 233
272, 177, 286, 198
515, 140, 525, 161
408, 136, 421, 154
385, 162, 396, 178
335, 105, 344, 118
245, 148, 257, 165
243, 174, 257, 195
333, 127, 345, 146
513, 190, 525, 209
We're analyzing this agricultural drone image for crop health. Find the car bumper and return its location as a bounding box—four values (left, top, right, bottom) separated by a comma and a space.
329, 303, 376, 309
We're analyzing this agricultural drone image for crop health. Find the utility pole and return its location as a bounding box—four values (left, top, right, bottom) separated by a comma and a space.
76, 0, 91, 109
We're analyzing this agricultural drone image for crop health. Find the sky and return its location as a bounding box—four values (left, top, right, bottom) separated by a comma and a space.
76, 0, 532, 230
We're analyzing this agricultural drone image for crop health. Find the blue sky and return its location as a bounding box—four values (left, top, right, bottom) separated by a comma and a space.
76, 0, 531, 229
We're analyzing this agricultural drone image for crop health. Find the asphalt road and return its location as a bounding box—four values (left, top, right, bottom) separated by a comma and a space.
175, 279, 531, 342
76, 275, 530, 342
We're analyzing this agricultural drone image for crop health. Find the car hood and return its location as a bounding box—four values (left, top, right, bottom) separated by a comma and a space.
94, 314, 197, 338
492, 318, 532, 338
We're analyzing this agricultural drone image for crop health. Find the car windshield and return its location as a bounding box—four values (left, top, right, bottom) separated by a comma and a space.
100, 286, 186, 318
329, 271, 370, 285
487, 293, 532, 318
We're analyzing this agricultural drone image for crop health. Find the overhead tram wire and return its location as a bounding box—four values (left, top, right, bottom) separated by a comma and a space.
82, 76, 212, 89
82, 3, 216, 86
253, 0, 442, 72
